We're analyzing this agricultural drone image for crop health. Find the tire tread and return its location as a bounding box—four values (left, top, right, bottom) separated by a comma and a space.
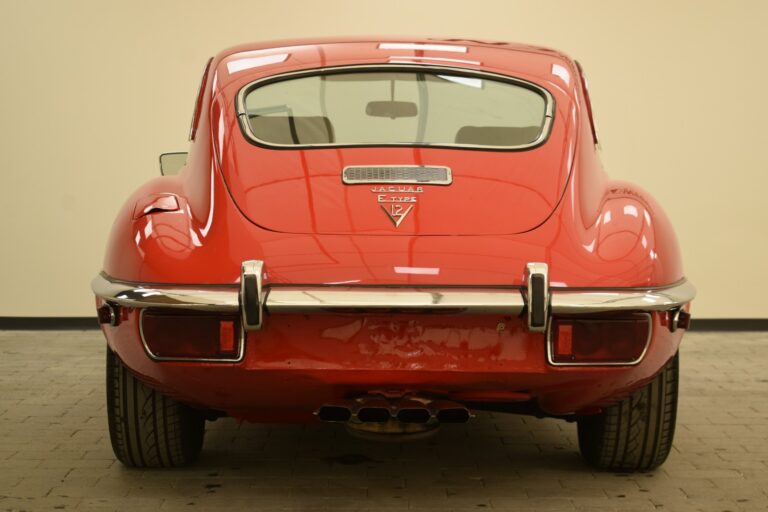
106, 348, 204, 468
577, 353, 679, 472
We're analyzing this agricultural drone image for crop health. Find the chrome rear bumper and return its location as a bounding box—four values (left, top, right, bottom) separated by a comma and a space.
91, 260, 696, 332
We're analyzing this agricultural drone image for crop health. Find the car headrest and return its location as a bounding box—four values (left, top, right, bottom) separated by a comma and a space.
454, 126, 542, 146
248, 116, 335, 145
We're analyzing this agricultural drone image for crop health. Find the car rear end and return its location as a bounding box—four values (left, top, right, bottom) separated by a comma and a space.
93, 39, 695, 470
95, 260, 693, 410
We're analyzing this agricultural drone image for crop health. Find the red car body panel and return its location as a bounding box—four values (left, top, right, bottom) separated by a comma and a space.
96, 37, 690, 421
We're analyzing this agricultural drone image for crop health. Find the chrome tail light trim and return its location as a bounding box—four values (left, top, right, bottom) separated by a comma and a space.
545, 312, 653, 367
138, 309, 246, 364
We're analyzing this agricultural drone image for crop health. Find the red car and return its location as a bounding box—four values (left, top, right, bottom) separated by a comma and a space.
92, 37, 695, 471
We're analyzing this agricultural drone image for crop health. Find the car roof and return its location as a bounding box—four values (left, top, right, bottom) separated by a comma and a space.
212, 36, 578, 93
216, 36, 570, 59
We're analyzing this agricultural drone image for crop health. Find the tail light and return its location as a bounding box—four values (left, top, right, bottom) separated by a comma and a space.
548, 312, 651, 365
140, 310, 242, 361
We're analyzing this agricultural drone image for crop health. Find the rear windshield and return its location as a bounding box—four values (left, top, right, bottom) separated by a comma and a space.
238, 69, 553, 149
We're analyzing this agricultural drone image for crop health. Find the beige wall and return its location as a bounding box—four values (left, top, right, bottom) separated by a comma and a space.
1, 0, 766, 318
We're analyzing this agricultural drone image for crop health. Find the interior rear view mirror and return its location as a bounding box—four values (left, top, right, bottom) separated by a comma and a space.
365, 101, 418, 119
159, 152, 188, 176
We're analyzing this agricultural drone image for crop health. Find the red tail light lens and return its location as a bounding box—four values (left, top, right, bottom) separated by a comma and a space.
549, 313, 651, 365
141, 310, 242, 360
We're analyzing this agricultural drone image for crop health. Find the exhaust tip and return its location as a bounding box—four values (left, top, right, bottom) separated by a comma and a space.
436, 408, 471, 424
357, 407, 391, 423
317, 405, 352, 422
397, 408, 432, 424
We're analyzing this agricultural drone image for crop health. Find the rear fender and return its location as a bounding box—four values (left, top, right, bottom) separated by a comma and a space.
131, 195, 199, 264
589, 184, 682, 285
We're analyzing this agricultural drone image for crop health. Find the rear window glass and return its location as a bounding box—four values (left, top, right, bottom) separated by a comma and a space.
239, 69, 552, 149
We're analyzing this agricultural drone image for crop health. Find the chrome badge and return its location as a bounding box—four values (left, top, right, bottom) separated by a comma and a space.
373, 184, 421, 227
342, 166, 452, 228
381, 203, 414, 227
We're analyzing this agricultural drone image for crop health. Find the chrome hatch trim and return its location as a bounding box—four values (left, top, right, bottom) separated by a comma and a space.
342, 165, 453, 185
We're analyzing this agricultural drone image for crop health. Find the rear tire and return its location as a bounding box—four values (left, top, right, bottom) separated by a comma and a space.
577, 353, 679, 472
106, 347, 205, 468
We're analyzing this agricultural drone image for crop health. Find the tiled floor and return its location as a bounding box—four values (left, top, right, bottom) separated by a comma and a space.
1, 330, 766, 511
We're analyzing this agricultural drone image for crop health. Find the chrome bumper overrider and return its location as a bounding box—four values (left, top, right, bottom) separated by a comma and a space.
92, 260, 696, 332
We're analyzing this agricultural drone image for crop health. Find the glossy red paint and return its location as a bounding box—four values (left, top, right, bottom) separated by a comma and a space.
97, 37, 688, 421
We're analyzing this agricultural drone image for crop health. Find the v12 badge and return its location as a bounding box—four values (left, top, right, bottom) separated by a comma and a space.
371, 185, 423, 228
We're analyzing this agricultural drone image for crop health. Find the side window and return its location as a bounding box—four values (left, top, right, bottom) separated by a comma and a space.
575, 61, 599, 146
189, 58, 213, 141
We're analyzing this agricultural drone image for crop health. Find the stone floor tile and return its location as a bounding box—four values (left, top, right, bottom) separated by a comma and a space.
1, 330, 767, 511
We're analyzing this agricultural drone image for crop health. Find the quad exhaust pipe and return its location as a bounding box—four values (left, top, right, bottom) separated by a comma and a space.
316, 397, 472, 424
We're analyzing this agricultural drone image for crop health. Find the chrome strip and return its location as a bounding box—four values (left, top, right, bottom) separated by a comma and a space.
235, 63, 555, 151
105, 303, 119, 326
670, 307, 686, 332
91, 274, 238, 311
342, 165, 453, 185
138, 309, 245, 363
526, 262, 549, 332
545, 312, 653, 367
265, 288, 525, 314
549, 280, 697, 314
92, 275, 696, 315
240, 260, 264, 331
